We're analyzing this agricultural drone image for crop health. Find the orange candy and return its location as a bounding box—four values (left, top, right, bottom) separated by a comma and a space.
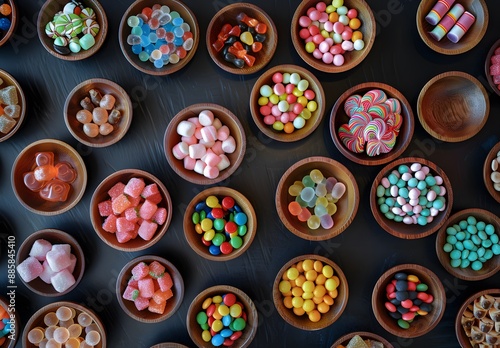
0, 4, 11, 16
283, 122, 295, 134
288, 201, 302, 216
141, 6, 153, 19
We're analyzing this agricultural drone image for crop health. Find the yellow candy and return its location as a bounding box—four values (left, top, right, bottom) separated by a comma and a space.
296, 261, 304, 272
287, 267, 299, 280
302, 299, 315, 313
292, 296, 304, 308
293, 307, 306, 316
305, 41, 315, 53
326, 203, 337, 215
302, 259, 314, 271
279, 280, 291, 293
313, 284, 326, 298
240, 31, 254, 45
203, 229, 215, 241
218, 304, 230, 317
212, 295, 222, 303
316, 197, 328, 207
269, 94, 280, 104
317, 302, 330, 314
308, 309, 321, 322
202, 330, 211, 342
322, 265, 334, 278
292, 87, 303, 97
297, 96, 308, 107
302, 291, 313, 300
211, 319, 223, 332
258, 96, 268, 106
325, 278, 338, 292
302, 280, 315, 293
307, 100, 318, 112
292, 286, 303, 297
200, 218, 213, 231
407, 274, 420, 283
295, 275, 306, 287
230, 304, 242, 317
300, 109, 312, 120
313, 260, 323, 272
305, 270, 317, 281
352, 30, 363, 42
205, 195, 219, 208
321, 29, 329, 38
202, 298, 212, 310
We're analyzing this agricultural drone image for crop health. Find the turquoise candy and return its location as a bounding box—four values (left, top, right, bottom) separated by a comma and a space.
54, 36, 68, 46
463, 240, 474, 250
485, 224, 496, 235
449, 250, 461, 260
468, 251, 478, 261
396, 179, 406, 188
394, 215, 403, 222
376, 185, 385, 197
455, 241, 464, 251
417, 215, 427, 226
461, 249, 469, 259
417, 180, 427, 190
379, 204, 389, 214
476, 221, 486, 231
385, 212, 395, 220
471, 260, 483, 271
458, 220, 468, 230
388, 173, 398, 185
398, 165, 410, 174
407, 178, 418, 187
456, 231, 466, 241
443, 243, 453, 252
493, 244, 500, 255
425, 176, 436, 186
491, 234, 499, 244
460, 259, 470, 268
467, 216, 477, 225
482, 240, 493, 248
69, 37, 81, 53
79, 33, 95, 50
446, 226, 457, 235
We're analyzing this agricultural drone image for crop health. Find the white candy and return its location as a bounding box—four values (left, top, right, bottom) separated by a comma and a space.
203, 165, 219, 179
221, 136, 236, 154
188, 143, 206, 159
201, 125, 217, 143
217, 154, 230, 171
198, 110, 214, 126
51, 269, 76, 293
172, 142, 189, 159
46, 249, 72, 272
492, 159, 499, 172
193, 160, 206, 174
491, 170, 500, 183
217, 125, 230, 141
177, 120, 196, 137
410, 163, 421, 172
29, 239, 52, 261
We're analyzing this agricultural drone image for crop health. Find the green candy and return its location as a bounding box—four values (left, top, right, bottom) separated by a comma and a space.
302, 175, 314, 187
69, 37, 81, 53
491, 245, 500, 255
379, 204, 389, 214
79, 33, 95, 50
398, 187, 409, 198
212, 233, 225, 246
394, 215, 403, 222
191, 212, 200, 224
230, 236, 243, 249
377, 197, 385, 205
213, 218, 225, 231
45, 21, 58, 38
476, 221, 486, 231
232, 318, 246, 331
237, 225, 247, 236
397, 319, 410, 329
468, 251, 478, 261
443, 243, 453, 252
376, 185, 385, 197
200, 210, 206, 220
196, 311, 208, 325
416, 283, 428, 291
385, 212, 395, 220
407, 178, 418, 187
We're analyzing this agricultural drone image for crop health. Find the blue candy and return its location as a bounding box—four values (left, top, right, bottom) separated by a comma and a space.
153, 59, 163, 68
234, 212, 247, 225
220, 328, 233, 338
173, 37, 183, 46
131, 44, 142, 54
0, 18, 10, 31
211, 334, 224, 347
222, 314, 232, 327
141, 23, 151, 35
209, 245, 221, 255
172, 17, 184, 26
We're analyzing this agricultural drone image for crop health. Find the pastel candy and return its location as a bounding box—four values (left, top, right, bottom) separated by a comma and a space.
46, 248, 72, 272
194, 159, 206, 174
80, 7, 96, 21
348, 111, 371, 137
201, 125, 217, 143
217, 125, 230, 140
29, 239, 53, 261
368, 103, 390, 119
198, 110, 214, 126
189, 143, 207, 159
79, 33, 96, 50
447, 11, 475, 43
221, 136, 236, 153
203, 165, 219, 179
204, 152, 221, 167
0, 85, 18, 105
45, 21, 59, 38
82, 19, 99, 37
172, 141, 189, 159
425, 0, 456, 25
0, 115, 16, 133
17, 256, 43, 282
138, 220, 158, 241
39, 179, 71, 202
39, 260, 58, 284
51, 269, 76, 293
177, 120, 196, 137
124, 177, 145, 198
361, 89, 387, 110
385, 97, 401, 114
429, 3, 464, 41
344, 94, 362, 116
217, 154, 231, 171
183, 156, 196, 170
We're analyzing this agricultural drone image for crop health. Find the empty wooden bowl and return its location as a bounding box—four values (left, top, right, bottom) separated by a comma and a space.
330, 82, 414, 166
485, 38, 500, 96
119, 0, 199, 75
291, 0, 376, 73
37, 0, 108, 60
64, 78, 133, 147
455, 288, 500, 348
11, 139, 87, 215
372, 264, 446, 338
183, 186, 257, 261
164, 103, 246, 185
187, 285, 258, 348
0, 68, 26, 142
417, 71, 489, 142
0, 0, 17, 48
0, 295, 18, 348
273, 254, 348, 330
22, 301, 106, 347
330, 331, 393, 348
206, 2, 277, 75
416, 0, 488, 55
90, 168, 172, 252
16, 229, 85, 297
436, 208, 500, 281
249, 64, 325, 142
370, 157, 453, 239
275, 156, 359, 241
116, 255, 184, 323
483, 141, 500, 203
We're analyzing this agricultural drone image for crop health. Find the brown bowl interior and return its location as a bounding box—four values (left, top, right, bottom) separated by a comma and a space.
164, 103, 246, 186
436, 208, 500, 281
416, 0, 488, 55
206, 2, 277, 75
330, 82, 415, 166
11, 139, 87, 215
455, 289, 500, 348
0, 69, 26, 142
187, 285, 258, 348
273, 254, 349, 331
183, 186, 257, 261
370, 157, 453, 239
0, 0, 17, 47
485, 39, 500, 96
276, 156, 359, 241
291, 0, 376, 73
16, 229, 85, 296
372, 264, 446, 338
64, 78, 133, 148
330, 331, 394, 348
249, 64, 326, 142
0, 296, 18, 348
37, 0, 108, 61
483, 141, 500, 203
119, 0, 199, 76
90, 169, 172, 252
22, 301, 106, 348
116, 255, 184, 323
417, 71, 489, 142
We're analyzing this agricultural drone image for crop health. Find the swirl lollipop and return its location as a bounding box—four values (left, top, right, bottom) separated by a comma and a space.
339, 123, 364, 153
360, 89, 387, 111
348, 111, 371, 137
385, 97, 401, 114
367, 103, 391, 120
344, 94, 363, 116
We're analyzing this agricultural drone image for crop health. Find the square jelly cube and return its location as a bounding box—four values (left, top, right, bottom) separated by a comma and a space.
112, 194, 132, 215
116, 217, 135, 233
138, 220, 157, 241
108, 182, 125, 199
148, 298, 166, 314
17, 256, 43, 282
141, 183, 159, 199
0, 115, 16, 134
98, 200, 113, 217
131, 262, 150, 280
122, 285, 139, 301
29, 239, 52, 261
148, 261, 165, 278
124, 177, 145, 198
116, 229, 135, 244
152, 288, 172, 304
102, 214, 117, 233
51, 269, 75, 293
152, 207, 167, 225
139, 200, 157, 220
134, 296, 149, 311
39, 260, 57, 284
138, 278, 155, 299
128, 194, 142, 207
124, 207, 139, 222
157, 272, 173, 292
46, 249, 72, 273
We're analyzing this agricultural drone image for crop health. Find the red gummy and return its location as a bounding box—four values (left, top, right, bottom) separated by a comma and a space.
490, 64, 500, 75
35, 151, 54, 167
141, 7, 153, 19
223, 339, 234, 346
384, 302, 396, 312
236, 12, 259, 27
213, 23, 232, 52
228, 25, 241, 37
252, 42, 263, 53
255, 22, 267, 34
23, 172, 45, 192
55, 162, 77, 183
182, 31, 193, 41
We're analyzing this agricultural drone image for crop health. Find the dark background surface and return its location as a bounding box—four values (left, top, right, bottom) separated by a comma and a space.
1, 0, 500, 347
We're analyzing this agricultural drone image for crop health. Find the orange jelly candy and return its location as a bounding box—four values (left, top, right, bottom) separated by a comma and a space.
55, 162, 77, 183
35, 151, 54, 167
39, 179, 71, 202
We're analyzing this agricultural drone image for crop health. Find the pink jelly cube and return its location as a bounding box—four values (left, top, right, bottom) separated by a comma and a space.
138, 220, 158, 241
139, 200, 157, 220
102, 214, 117, 233
51, 244, 71, 254
29, 239, 52, 261
17, 256, 43, 282
98, 200, 113, 217
51, 269, 76, 293
116, 217, 135, 233
128, 278, 139, 287
108, 182, 125, 199
131, 262, 150, 280
134, 296, 150, 311
491, 64, 500, 76
124, 178, 146, 198
39, 260, 57, 284
138, 278, 155, 298
116, 229, 135, 244
128, 194, 141, 207
141, 183, 160, 200
46, 249, 72, 273
122, 285, 139, 301
152, 207, 167, 225
66, 253, 77, 274
149, 261, 165, 278
491, 55, 500, 65
157, 272, 173, 292
124, 207, 139, 222
112, 194, 132, 215
146, 192, 162, 205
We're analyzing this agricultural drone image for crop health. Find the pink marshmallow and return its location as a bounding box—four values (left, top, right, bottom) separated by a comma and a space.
66, 253, 77, 274
201, 125, 217, 143
198, 110, 214, 126
217, 154, 231, 171
183, 156, 196, 170
194, 160, 206, 174
188, 143, 206, 159
203, 165, 219, 179
29, 239, 52, 261
199, 139, 215, 148
17, 256, 43, 283
51, 269, 76, 293
176, 120, 196, 137
172, 141, 189, 159
194, 128, 202, 139
181, 135, 198, 145
39, 260, 58, 284
217, 125, 230, 141
46, 249, 72, 272
211, 141, 224, 155
51, 243, 71, 254
187, 117, 201, 128
222, 136, 236, 154
204, 152, 222, 167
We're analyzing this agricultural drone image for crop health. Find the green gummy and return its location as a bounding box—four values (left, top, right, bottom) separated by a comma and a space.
376, 185, 385, 197
471, 260, 483, 271
446, 226, 457, 235
460, 259, 471, 269
450, 249, 461, 260
450, 259, 461, 268
485, 224, 496, 235
296, 196, 308, 207
196, 311, 208, 325
398, 165, 410, 174
456, 231, 466, 241
192, 212, 200, 224
446, 235, 457, 245
302, 175, 314, 187
466, 216, 477, 225
397, 319, 410, 329
443, 243, 453, 252
416, 283, 428, 291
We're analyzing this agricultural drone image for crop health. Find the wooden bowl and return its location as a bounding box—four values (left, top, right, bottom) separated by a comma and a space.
275, 156, 359, 241
330, 82, 415, 166
455, 288, 500, 348
11, 139, 87, 215
183, 186, 257, 261
436, 208, 500, 281
163, 103, 246, 185
417, 71, 489, 142
64, 78, 133, 147
330, 331, 394, 348
116, 255, 184, 323
206, 2, 277, 75
291, 0, 376, 73
370, 157, 453, 239
150, 344, 189, 348
22, 301, 106, 347
0, 0, 18, 48
0, 295, 18, 348
90, 168, 172, 252
485, 38, 500, 96
119, 0, 199, 76
16, 229, 85, 297
187, 285, 258, 348
272, 254, 349, 330
0, 68, 26, 142
416, 0, 488, 55
249, 64, 326, 142
37, 0, 108, 61
483, 141, 500, 203
372, 264, 446, 338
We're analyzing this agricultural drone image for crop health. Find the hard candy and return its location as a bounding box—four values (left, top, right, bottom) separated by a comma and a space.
69, 37, 81, 53
54, 43, 71, 55
79, 33, 95, 50
45, 21, 59, 39
54, 13, 82, 37
82, 19, 99, 37
79, 7, 96, 21
54, 36, 69, 46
